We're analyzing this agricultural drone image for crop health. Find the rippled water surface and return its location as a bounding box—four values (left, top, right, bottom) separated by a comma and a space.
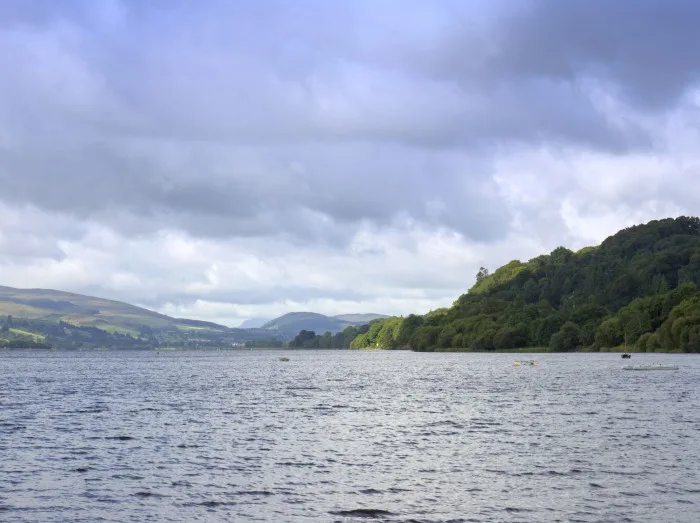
1, 350, 699, 522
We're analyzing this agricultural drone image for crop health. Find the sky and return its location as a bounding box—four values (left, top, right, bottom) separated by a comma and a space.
1, 0, 700, 327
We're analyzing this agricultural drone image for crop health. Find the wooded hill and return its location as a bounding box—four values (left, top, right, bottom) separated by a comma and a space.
296, 216, 700, 352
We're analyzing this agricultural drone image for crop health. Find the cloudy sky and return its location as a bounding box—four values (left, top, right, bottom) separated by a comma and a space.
1, 0, 699, 326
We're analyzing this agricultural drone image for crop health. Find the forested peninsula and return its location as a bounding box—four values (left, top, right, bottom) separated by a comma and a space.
291, 216, 700, 353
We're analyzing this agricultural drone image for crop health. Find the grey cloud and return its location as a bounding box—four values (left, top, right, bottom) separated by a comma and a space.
0, 0, 81, 28
0, 203, 87, 264
3, 0, 654, 150
415, 0, 700, 113
86, 273, 458, 313
495, 0, 700, 110
361, 1, 700, 149
0, 134, 511, 243
132, 287, 373, 310
1, 0, 698, 249
0, 231, 66, 261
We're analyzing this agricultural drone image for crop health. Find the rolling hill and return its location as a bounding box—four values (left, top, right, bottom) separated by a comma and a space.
0, 286, 281, 349
0, 285, 176, 334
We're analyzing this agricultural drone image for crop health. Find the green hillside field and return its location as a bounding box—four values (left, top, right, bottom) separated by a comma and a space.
0, 286, 281, 350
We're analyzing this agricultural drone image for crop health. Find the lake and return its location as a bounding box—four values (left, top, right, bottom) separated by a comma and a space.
1, 350, 699, 522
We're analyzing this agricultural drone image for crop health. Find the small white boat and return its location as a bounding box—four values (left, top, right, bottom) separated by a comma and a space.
513, 360, 536, 366
623, 364, 678, 371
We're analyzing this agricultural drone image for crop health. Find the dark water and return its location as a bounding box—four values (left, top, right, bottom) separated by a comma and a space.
1, 350, 699, 522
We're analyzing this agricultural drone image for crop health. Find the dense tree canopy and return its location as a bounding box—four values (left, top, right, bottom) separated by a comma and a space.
288, 324, 370, 349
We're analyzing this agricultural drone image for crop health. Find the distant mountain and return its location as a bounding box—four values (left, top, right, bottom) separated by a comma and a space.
261, 311, 388, 340
239, 317, 272, 328
0, 285, 282, 349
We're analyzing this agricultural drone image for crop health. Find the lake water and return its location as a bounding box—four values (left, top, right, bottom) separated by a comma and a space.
1, 350, 699, 522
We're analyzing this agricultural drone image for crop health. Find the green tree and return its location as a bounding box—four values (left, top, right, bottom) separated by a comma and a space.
409, 326, 440, 351
550, 322, 582, 351
493, 323, 528, 350
289, 330, 317, 348
594, 318, 624, 348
